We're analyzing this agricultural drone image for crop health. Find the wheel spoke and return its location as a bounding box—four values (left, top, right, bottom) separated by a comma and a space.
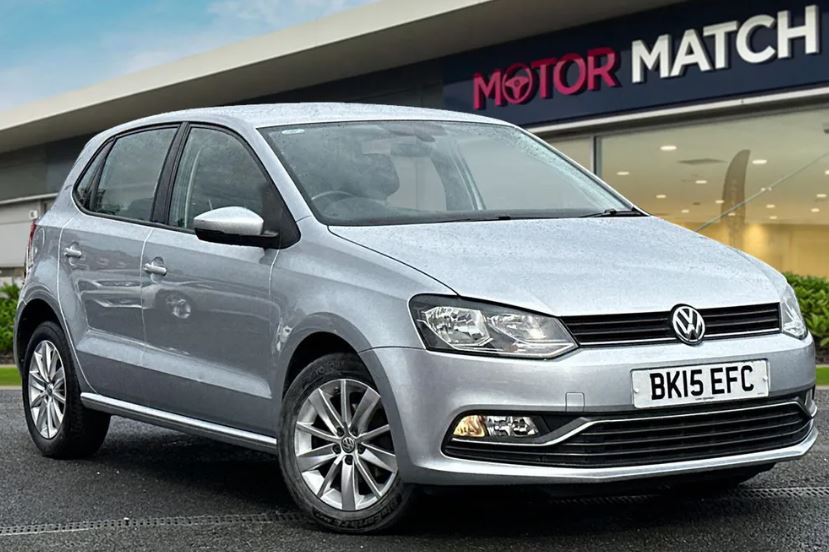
308, 389, 344, 436
53, 367, 65, 388
296, 443, 337, 472
316, 456, 343, 498
29, 371, 46, 392
296, 421, 339, 443
340, 460, 358, 511
351, 387, 380, 435
53, 400, 64, 424
47, 345, 59, 379
34, 403, 46, 433
339, 380, 352, 429
30, 392, 46, 409
33, 349, 46, 382
358, 424, 390, 443
360, 443, 397, 473
43, 343, 54, 380
40, 361, 51, 384
355, 456, 381, 498
45, 399, 56, 437
52, 391, 66, 405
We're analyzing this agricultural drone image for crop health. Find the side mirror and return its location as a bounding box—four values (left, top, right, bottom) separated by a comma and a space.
193, 207, 279, 248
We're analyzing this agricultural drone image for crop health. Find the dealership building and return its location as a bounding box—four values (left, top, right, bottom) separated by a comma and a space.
0, 0, 827, 281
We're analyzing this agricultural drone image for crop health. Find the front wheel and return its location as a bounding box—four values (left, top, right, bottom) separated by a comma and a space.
278, 353, 414, 533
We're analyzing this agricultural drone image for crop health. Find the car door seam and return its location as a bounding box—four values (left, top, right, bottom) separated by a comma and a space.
139, 228, 155, 368
57, 215, 99, 393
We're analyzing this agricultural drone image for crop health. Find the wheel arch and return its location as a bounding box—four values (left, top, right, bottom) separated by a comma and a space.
275, 313, 398, 427
274, 320, 411, 488
14, 294, 63, 373
282, 332, 357, 398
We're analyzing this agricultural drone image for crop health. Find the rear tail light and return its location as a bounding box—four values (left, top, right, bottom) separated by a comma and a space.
23, 220, 37, 283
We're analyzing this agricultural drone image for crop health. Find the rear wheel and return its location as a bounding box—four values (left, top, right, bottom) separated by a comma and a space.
278, 353, 414, 533
22, 321, 110, 458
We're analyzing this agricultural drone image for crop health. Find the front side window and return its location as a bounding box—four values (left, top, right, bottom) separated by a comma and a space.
90, 128, 176, 221
261, 121, 629, 226
169, 128, 283, 231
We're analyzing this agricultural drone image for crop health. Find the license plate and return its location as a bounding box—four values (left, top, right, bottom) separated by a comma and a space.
632, 360, 769, 409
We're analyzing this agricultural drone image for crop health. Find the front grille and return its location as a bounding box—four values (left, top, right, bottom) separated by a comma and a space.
443, 399, 812, 468
561, 303, 781, 346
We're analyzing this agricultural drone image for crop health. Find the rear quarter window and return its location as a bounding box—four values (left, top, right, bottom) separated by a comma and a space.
73, 149, 106, 210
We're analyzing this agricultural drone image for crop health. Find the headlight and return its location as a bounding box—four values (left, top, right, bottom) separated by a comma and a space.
781, 285, 808, 339
410, 295, 576, 359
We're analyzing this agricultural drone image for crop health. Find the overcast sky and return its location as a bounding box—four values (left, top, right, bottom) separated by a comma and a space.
0, 0, 374, 112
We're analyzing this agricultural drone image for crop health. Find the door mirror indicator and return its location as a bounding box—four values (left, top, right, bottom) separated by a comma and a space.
193, 206, 279, 248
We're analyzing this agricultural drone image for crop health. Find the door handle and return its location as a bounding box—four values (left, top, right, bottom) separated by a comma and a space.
63, 246, 82, 259
143, 262, 167, 276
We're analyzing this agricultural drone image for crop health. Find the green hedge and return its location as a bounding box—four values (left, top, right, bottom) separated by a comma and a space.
784, 273, 829, 348
0, 284, 18, 355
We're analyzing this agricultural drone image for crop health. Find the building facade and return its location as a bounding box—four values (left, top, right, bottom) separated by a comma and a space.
0, 0, 826, 281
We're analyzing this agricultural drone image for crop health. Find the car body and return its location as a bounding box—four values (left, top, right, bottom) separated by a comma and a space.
15, 104, 818, 532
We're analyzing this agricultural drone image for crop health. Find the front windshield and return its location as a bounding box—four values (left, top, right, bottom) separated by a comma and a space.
262, 121, 631, 226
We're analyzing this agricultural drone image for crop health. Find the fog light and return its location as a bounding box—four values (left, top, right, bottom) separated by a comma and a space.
452, 415, 539, 439
453, 415, 487, 437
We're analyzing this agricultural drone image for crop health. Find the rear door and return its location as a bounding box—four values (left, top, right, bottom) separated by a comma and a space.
138, 125, 289, 434
59, 126, 179, 402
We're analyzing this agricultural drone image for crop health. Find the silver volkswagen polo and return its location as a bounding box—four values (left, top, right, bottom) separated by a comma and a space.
15, 104, 817, 533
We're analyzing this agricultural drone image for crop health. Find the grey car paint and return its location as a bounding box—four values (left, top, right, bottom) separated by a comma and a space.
361, 333, 815, 484
330, 217, 783, 316
139, 226, 277, 434
60, 215, 151, 403
15, 104, 817, 487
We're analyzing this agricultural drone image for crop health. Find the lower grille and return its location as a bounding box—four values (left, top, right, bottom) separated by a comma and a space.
444, 399, 812, 468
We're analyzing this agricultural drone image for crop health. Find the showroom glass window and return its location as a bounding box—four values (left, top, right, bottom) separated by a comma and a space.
593, 107, 829, 278
547, 137, 592, 171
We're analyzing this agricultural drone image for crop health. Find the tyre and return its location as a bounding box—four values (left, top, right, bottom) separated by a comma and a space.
278, 353, 414, 533
22, 321, 110, 458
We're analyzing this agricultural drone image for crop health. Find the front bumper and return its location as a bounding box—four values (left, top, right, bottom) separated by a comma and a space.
361, 332, 817, 485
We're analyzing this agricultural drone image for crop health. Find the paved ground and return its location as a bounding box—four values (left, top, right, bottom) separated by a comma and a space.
0, 389, 826, 551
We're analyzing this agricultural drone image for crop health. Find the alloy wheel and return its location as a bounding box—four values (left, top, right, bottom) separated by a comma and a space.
294, 378, 397, 511
28, 340, 67, 439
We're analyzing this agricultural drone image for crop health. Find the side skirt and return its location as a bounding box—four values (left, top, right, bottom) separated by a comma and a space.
80, 393, 277, 454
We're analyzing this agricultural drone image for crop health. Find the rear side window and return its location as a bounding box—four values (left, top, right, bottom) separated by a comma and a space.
89, 128, 176, 221
168, 127, 284, 231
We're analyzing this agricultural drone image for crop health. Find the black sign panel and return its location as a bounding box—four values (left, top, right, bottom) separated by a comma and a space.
443, 0, 829, 126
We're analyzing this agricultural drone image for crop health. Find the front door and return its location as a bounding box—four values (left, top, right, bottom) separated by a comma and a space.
140, 126, 285, 434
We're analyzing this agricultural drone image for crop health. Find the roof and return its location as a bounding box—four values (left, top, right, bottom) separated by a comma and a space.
121, 103, 505, 130
0, 0, 684, 154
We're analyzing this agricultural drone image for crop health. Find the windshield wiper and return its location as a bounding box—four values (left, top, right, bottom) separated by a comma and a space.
440, 213, 583, 222
581, 208, 646, 218
440, 214, 515, 223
